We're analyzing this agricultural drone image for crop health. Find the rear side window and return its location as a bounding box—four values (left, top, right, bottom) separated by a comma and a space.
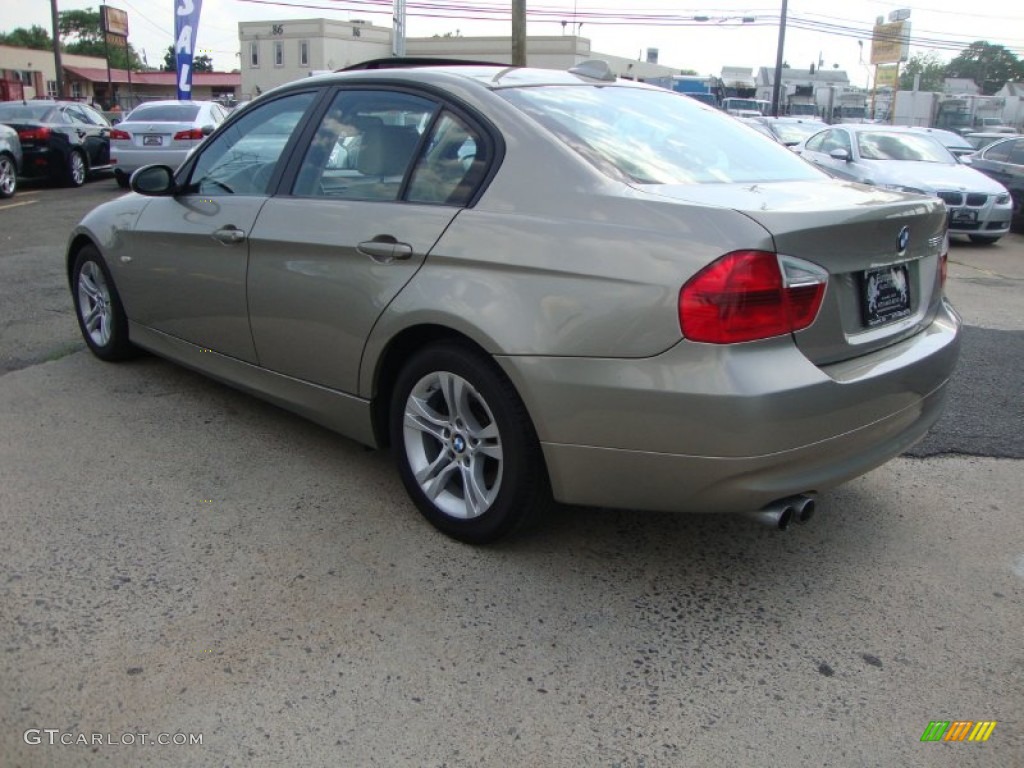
499, 85, 822, 185
128, 105, 202, 122
292, 90, 436, 201
1006, 140, 1024, 165
407, 111, 489, 206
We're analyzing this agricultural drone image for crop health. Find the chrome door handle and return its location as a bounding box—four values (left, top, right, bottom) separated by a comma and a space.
357, 238, 413, 263
212, 226, 246, 244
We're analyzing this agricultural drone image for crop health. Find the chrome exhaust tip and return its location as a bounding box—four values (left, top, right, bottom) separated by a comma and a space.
747, 504, 795, 531
793, 496, 816, 525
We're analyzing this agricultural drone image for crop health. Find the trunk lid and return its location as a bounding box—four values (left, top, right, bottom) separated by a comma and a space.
642, 179, 948, 365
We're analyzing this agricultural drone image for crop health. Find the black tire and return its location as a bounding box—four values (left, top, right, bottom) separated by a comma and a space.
389, 342, 550, 544
0, 152, 16, 198
114, 170, 130, 189
65, 149, 87, 187
71, 246, 136, 361
968, 234, 1000, 245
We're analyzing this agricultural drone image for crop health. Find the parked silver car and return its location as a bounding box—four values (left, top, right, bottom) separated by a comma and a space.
796, 123, 1013, 244
66, 64, 961, 542
0, 123, 21, 198
110, 100, 228, 187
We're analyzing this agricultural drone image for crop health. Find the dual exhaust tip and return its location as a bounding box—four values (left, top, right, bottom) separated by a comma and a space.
748, 494, 816, 531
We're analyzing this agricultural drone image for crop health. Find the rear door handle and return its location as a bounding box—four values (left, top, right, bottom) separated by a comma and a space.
357, 237, 413, 263
212, 226, 246, 245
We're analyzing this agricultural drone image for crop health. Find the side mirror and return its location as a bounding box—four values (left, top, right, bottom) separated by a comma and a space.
130, 165, 177, 196
201, 124, 215, 136
829, 148, 851, 162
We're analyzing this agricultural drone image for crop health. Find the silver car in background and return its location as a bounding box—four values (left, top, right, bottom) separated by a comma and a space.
796, 123, 1014, 244
66, 64, 960, 543
0, 123, 21, 198
110, 100, 228, 187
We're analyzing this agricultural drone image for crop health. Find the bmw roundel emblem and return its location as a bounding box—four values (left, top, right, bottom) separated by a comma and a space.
897, 226, 910, 254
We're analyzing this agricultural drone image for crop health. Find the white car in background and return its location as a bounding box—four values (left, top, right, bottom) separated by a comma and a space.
110, 100, 228, 187
795, 123, 1014, 244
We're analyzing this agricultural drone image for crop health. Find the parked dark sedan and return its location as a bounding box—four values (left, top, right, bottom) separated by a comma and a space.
0, 100, 113, 187
0, 123, 21, 198
967, 136, 1024, 230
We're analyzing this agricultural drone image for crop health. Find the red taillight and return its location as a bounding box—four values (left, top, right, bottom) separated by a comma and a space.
18, 126, 51, 142
679, 250, 827, 344
173, 128, 204, 141
109, 128, 131, 140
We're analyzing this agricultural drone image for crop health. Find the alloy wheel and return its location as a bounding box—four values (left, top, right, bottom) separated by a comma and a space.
76, 260, 113, 347
402, 371, 503, 520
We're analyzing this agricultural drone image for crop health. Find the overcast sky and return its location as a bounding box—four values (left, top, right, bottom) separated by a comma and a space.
8, 0, 1024, 83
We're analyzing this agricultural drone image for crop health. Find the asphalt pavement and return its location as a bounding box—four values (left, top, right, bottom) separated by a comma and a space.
1, 178, 1021, 767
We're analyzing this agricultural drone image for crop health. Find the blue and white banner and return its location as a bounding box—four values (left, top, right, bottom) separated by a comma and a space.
174, 0, 204, 100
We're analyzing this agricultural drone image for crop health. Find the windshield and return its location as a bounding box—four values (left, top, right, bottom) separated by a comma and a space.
723, 98, 760, 112
499, 86, 823, 185
857, 131, 955, 163
771, 121, 827, 144
0, 104, 56, 121
127, 104, 201, 122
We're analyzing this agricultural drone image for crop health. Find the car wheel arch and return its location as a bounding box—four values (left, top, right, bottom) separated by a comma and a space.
368, 324, 533, 451
66, 234, 101, 288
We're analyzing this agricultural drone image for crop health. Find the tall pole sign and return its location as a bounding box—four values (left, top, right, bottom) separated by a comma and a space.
174, 0, 203, 100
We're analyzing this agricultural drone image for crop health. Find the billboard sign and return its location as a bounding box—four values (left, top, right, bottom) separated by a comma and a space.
871, 21, 910, 65
875, 64, 899, 88
174, 0, 204, 100
101, 6, 129, 37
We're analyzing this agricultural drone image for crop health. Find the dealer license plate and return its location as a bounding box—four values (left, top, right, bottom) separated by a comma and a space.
861, 264, 911, 327
949, 208, 977, 225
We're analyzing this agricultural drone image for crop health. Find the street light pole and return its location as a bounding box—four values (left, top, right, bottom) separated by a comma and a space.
50, 0, 64, 98
771, 0, 788, 117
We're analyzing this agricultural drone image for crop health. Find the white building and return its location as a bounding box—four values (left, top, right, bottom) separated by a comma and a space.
238, 19, 681, 100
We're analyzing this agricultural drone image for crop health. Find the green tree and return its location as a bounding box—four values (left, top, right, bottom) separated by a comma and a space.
0, 25, 53, 50
678, 68, 698, 76
58, 7, 144, 70
945, 41, 1024, 95
162, 45, 213, 73
899, 52, 947, 91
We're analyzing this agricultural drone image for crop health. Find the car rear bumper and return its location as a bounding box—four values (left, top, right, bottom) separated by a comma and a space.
111, 147, 189, 174
497, 299, 961, 514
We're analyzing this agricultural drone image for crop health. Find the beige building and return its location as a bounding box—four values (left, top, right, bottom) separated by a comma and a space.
1, 44, 240, 108
1, 45, 109, 99
238, 19, 681, 100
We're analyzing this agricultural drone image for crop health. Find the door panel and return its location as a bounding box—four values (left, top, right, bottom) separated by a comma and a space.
247, 199, 459, 392
119, 196, 265, 362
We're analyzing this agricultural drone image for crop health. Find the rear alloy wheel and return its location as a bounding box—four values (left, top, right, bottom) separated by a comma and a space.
71, 246, 136, 361
0, 153, 16, 198
968, 234, 1001, 245
390, 343, 549, 544
65, 150, 87, 187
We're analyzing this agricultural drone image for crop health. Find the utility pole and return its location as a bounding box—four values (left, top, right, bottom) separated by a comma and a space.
392, 0, 406, 57
512, 0, 526, 66
770, 0, 788, 117
50, 0, 64, 98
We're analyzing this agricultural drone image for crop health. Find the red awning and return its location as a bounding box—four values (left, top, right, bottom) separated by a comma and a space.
63, 66, 240, 87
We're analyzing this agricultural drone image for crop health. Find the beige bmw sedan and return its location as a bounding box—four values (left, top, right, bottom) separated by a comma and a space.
66, 63, 960, 543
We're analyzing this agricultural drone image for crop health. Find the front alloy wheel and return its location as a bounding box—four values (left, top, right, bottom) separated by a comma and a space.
391, 343, 549, 543
72, 246, 136, 361
0, 154, 16, 198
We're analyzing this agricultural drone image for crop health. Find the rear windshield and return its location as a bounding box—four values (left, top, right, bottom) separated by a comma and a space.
0, 104, 56, 121
126, 104, 201, 122
498, 85, 823, 185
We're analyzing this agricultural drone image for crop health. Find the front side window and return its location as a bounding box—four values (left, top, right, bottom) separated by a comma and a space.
499, 85, 821, 185
187, 91, 316, 196
820, 129, 852, 155
292, 90, 435, 201
982, 140, 1013, 162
